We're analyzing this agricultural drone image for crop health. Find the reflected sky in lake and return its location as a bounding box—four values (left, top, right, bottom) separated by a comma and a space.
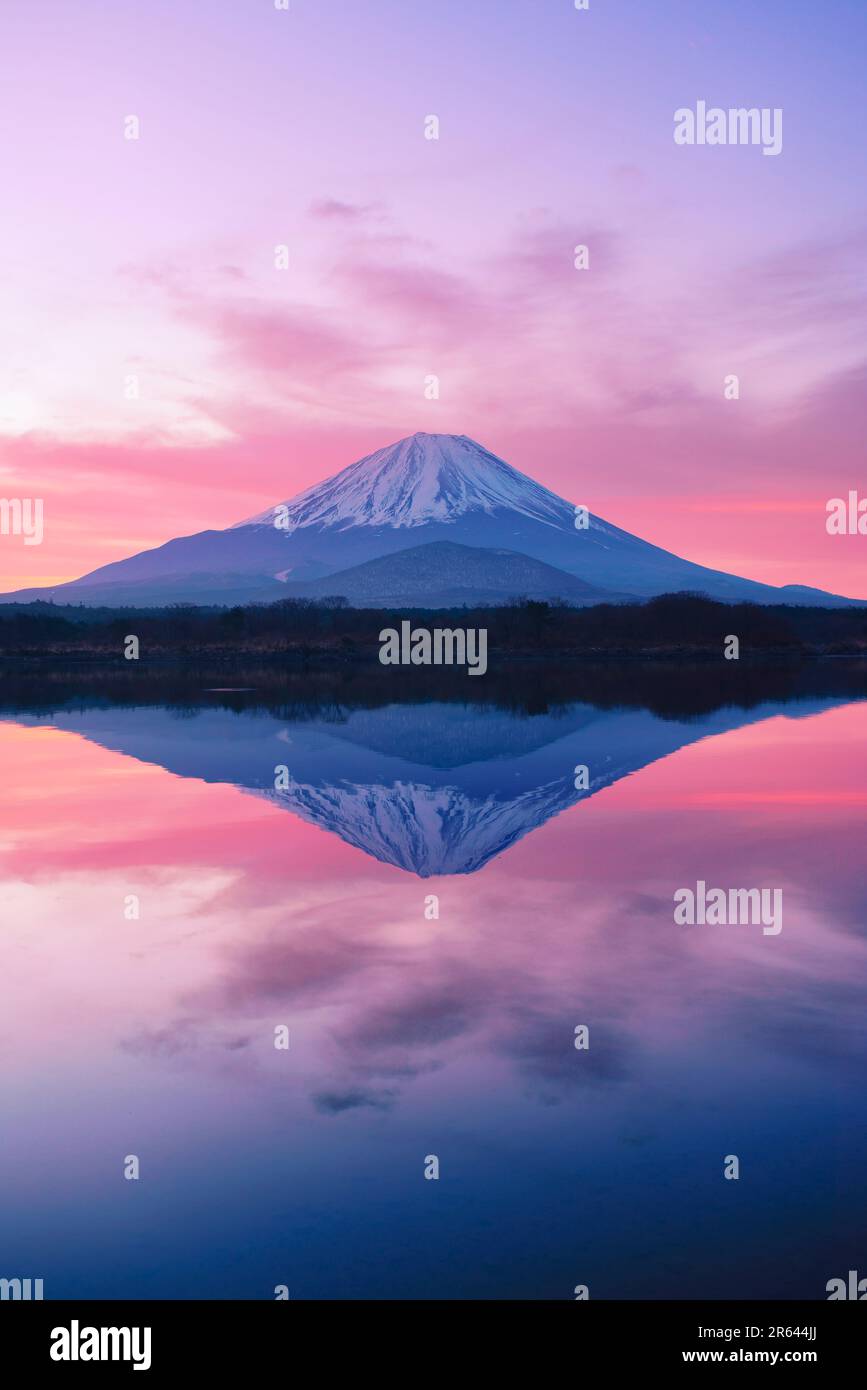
1, 676, 866, 1299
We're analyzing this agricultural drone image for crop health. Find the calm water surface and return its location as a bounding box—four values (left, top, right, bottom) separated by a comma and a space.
1, 671, 866, 1298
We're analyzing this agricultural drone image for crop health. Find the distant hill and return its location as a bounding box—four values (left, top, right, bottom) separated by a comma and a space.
281, 541, 634, 607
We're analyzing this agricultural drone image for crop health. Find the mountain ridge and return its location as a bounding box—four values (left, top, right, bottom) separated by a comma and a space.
279, 540, 636, 607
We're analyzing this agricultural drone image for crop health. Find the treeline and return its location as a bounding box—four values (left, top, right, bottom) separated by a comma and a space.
0, 592, 866, 657
2, 657, 867, 724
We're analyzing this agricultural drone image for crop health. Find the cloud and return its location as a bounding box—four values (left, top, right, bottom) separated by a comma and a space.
309, 198, 384, 222
495, 1009, 632, 1100
105, 214, 867, 451
345, 982, 482, 1050
198, 300, 368, 385
5, 212, 867, 597
312, 1087, 396, 1114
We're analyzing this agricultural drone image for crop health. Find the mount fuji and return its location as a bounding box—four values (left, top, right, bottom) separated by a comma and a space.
2, 432, 859, 608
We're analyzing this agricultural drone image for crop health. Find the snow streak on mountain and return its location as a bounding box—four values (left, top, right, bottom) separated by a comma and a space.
236, 432, 576, 532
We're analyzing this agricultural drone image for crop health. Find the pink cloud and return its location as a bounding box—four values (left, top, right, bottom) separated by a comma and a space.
4, 215, 867, 599
309, 198, 384, 222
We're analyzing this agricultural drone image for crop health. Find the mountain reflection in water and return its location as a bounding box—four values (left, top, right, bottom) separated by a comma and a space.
1, 662, 866, 1299
4, 662, 867, 876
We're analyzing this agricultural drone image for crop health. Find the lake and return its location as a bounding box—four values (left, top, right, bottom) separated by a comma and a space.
1, 662, 865, 1299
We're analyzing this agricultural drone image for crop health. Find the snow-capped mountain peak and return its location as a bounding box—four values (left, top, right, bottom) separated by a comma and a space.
235, 432, 573, 532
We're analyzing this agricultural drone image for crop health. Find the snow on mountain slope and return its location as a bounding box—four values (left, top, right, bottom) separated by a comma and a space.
236, 432, 574, 531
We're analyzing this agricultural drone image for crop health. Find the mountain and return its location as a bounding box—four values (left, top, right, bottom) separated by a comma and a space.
237, 430, 570, 531
282, 540, 633, 607
1, 432, 861, 608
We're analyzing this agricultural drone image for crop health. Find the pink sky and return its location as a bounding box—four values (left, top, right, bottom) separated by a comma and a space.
1, 0, 866, 596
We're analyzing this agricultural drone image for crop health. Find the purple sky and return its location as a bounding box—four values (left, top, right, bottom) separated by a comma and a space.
1, 0, 866, 594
